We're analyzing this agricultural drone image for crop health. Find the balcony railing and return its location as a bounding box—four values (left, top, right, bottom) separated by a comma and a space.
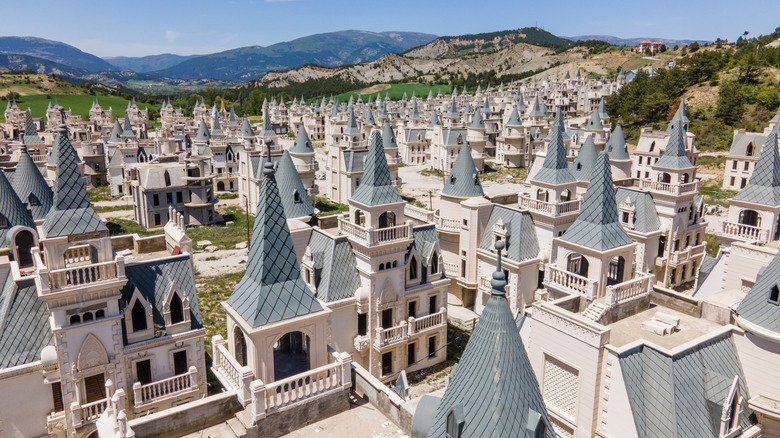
443, 262, 460, 277
39, 257, 125, 294
133, 366, 199, 408
638, 179, 698, 195
409, 308, 447, 334
386, 156, 403, 165
404, 204, 434, 223
720, 221, 771, 243
307, 186, 319, 197
375, 323, 407, 348
31, 154, 47, 163
605, 271, 654, 306
544, 265, 598, 300
478, 276, 491, 292
433, 210, 461, 232
71, 398, 107, 428
519, 196, 581, 216
295, 161, 319, 172
669, 243, 706, 265
338, 216, 411, 246
375, 308, 447, 349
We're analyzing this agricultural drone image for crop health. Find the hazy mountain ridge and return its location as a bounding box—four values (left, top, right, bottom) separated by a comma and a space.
103, 54, 199, 73
149, 30, 438, 81
565, 35, 712, 46
0, 37, 116, 72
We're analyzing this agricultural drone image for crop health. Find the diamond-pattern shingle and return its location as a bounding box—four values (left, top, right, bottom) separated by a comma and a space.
22, 110, 43, 145
306, 230, 360, 302
655, 122, 694, 169
275, 151, 314, 219
0, 170, 36, 245
0, 271, 53, 369
736, 248, 780, 333
227, 158, 323, 327
426, 252, 553, 438
441, 143, 484, 199
561, 152, 632, 250
533, 109, 576, 185
733, 130, 780, 206
606, 121, 630, 161
478, 206, 540, 263
13, 145, 55, 220
42, 125, 107, 238
350, 131, 403, 206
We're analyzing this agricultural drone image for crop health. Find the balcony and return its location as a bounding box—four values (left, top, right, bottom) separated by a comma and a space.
669, 243, 706, 266
295, 161, 319, 172
386, 156, 403, 165
404, 204, 434, 223
544, 265, 598, 300
338, 216, 411, 246
604, 271, 654, 306
478, 276, 492, 292
70, 398, 107, 429
638, 179, 698, 195
519, 196, 581, 216
37, 257, 126, 295
443, 262, 460, 277
132, 366, 199, 410
30, 154, 47, 163
433, 210, 461, 233
353, 334, 370, 352
373, 308, 447, 350
719, 221, 771, 244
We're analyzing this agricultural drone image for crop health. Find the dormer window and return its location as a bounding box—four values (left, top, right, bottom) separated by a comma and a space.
0, 213, 7, 228
170, 292, 184, 324
770, 285, 780, 304
131, 300, 147, 332
410, 256, 418, 280
164, 170, 171, 186
649, 141, 655, 152
28, 193, 40, 206
446, 405, 464, 438
746, 142, 754, 157
457, 134, 463, 145
294, 190, 302, 204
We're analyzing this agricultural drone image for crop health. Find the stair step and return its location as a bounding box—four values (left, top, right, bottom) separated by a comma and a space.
227, 417, 247, 437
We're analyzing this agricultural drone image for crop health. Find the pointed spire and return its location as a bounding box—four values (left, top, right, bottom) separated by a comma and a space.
411, 98, 420, 119
598, 97, 608, 118
533, 108, 576, 185
505, 106, 522, 127
211, 111, 224, 136
195, 118, 211, 142
529, 95, 544, 117
108, 119, 122, 143
290, 125, 314, 154
121, 114, 135, 138
655, 122, 693, 169
442, 142, 484, 199
364, 108, 376, 125
516, 92, 526, 110
275, 151, 315, 219
561, 152, 632, 250
734, 130, 780, 205
227, 104, 238, 126
424, 237, 552, 438
0, 170, 35, 244
240, 117, 254, 138
605, 121, 629, 161
344, 107, 360, 134
585, 109, 603, 131
226, 147, 323, 327
447, 95, 459, 118
259, 107, 275, 137
571, 135, 599, 182
428, 110, 441, 128
469, 108, 485, 129
382, 122, 397, 149
482, 96, 490, 113
22, 110, 43, 145
12, 144, 53, 220
350, 131, 402, 206
42, 124, 107, 238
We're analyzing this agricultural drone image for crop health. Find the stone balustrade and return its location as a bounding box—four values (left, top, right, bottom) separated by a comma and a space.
133, 366, 199, 408
374, 308, 447, 349
338, 216, 411, 246
39, 257, 125, 294
669, 243, 707, 265
433, 210, 461, 232
71, 398, 107, 428
353, 334, 370, 352
443, 262, 460, 277
294, 161, 319, 172
63, 245, 92, 266
375, 323, 407, 348
544, 265, 598, 300
605, 271, 654, 306
404, 204, 434, 223
638, 179, 698, 195
720, 221, 771, 243
409, 308, 447, 334
519, 196, 581, 216
211, 336, 254, 406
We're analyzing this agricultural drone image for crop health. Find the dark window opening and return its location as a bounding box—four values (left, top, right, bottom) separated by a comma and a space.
131, 300, 147, 332
408, 343, 416, 366
382, 308, 393, 329
382, 352, 392, 376
357, 313, 367, 336
170, 292, 184, 324
136, 360, 152, 385
173, 350, 188, 375
428, 336, 437, 358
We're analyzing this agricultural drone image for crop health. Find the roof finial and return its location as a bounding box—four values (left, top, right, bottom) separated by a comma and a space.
263, 138, 275, 176
490, 240, 507, 296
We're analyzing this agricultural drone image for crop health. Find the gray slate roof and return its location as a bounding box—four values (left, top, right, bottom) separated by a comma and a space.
533, 109, 576, 185
561, 152, 632, 250
615, 188, 662, 233
0, 170, 35, 247
727, 131, 766, 157
655, 122, 693, 169
570, 134, 598, 181
428, 110, 441, 127
426, 246, 553, 438
350, 131, 402, 206
121, 114, 135, 138
306, 230, 360, 302
478, 206, 539, 263
737, 248, 780, 333
275, 151, 314, 219
11, 145, 53, 221
619, 332, 751, 438
195, 119, 211, 142
121, 255, 203, 333
22, 110, 43, 145
109, 119, 122, 143
409, 224, 444, 283
585, 109, 603, 131
442, 143, 484, 199
227, 158, 323, 327
505, 106, 522, 127
733, 130, 780, 206
240, 118, 255, 138
344, 108, 361, 135
606, 122, 630, 160
469, 108, 485, 129
382, 122, 398, 149
42, 126, 107, 238
529, 96, 544, 117
259, 108, 276, 137
0, 270, 53, 369
290, 125, 314, 154
211, 112, 224, 136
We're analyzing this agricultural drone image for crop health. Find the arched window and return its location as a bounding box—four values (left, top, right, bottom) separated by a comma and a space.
164, 171, 171, 186
457, 134, 463, 145
410, 256, 418, 280
70, 314, 81, 325
379, 263, 385, 271
131, 300, 147, 332
83, 312, 94, 322
431, 253, 439, 274
170, 292, 184, 324
294, 190, 301, 204
95, 309, 105, 319
392, 261, 397, 268
746, 142, 754, 157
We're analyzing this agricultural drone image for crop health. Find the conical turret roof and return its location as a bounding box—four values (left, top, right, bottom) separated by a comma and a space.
428, 111, 441, 127
290, 125, 314, 154
561, 152, 632, 251
259, 107, 275, 137
275, 151, 315, 219
12, 144, 53, 220
22, 110, 43, 145
42, 125, 107, 238
382, 122, 398, 149
0, 170, 35, 245
240, 117, 254, 138
425, 240, 553, 438
195, 118, 211, 142
533, 109, 576, 185
344, 107, 361, 134
655, 122, 693, 169
447, 96, 459, 118
211, 112, 224, 136
120, 114, 135, 138
108, 119, 122, 143
469, 108, 485, 129
571, 135, 599, 181
442, 143, 484, 199
227, 153, 323, 327
505, 106, 522, 127
585, 109, 603, 131
605, 122, 630, 161
529, 96, 544, 117
734, 129, 780, 205
350, 131, 402, 206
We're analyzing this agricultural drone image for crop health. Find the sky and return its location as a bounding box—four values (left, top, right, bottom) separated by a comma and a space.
3, 0, 777, 57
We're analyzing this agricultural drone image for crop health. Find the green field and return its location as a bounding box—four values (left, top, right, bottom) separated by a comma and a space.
1, 94, 160, 122
331, 83, 454, 103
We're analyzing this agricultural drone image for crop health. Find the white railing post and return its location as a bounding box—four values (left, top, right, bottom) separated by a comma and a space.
408, 316, 416, 334
188, 366, 198, 390
71, 402, 82, 428
132, 382, 142, 405
240, 367, 253, 407
250, 380, 267, 423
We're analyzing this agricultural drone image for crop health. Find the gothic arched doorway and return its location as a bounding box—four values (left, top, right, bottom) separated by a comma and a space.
273, 331, 310, 381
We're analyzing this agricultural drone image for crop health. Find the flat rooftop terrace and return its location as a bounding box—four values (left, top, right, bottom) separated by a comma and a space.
607, 303, 723, 350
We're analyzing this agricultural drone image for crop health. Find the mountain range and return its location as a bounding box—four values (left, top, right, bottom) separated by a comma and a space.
565, 35, 712, 46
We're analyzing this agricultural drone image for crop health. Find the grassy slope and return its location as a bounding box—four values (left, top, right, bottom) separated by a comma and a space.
332, 83, 453, 103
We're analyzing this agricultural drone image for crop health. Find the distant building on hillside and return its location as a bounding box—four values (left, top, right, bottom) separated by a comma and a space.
637, 40, 664, 54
